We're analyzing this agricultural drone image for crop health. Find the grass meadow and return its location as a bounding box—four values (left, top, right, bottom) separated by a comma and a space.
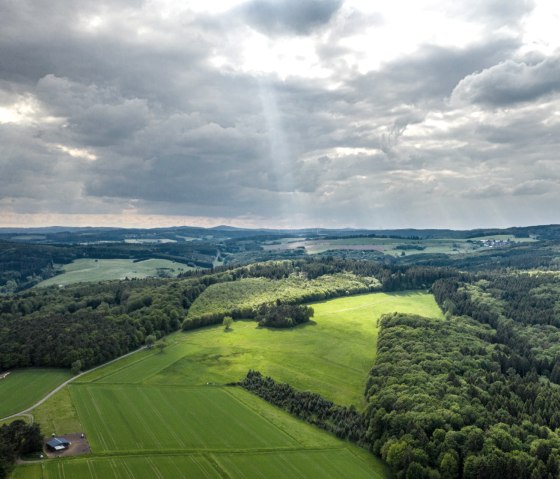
82, 291, 442, 406
0, 369, 72, 419
8, 291, 442, 478
35, 258, 193, 287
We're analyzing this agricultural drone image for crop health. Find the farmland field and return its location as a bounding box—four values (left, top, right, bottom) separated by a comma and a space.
33, 387, 82, 434
8, 291, 441, 478
69, 385, 299, 452
262, 235, 536, 256
215, 449, 385, 479
0, 369, 72, 419
13, 455, 221, 479
81, 291, 443, 406
35, 258, 194, 287
13, 450, 387, 479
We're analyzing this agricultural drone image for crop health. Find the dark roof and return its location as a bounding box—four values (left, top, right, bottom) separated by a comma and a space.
46, 438, 70, 449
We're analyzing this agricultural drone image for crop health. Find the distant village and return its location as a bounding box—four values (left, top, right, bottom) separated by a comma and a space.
473, 238, 513, 248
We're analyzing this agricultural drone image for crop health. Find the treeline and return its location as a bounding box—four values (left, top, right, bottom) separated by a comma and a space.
0, 277, 198, 369
0, 258, 460, 370
240, 370, 366, 444
211, 256, 457, 291
255, 302, 314, 328
364, 313, 560, 479
400, 241, 560, 271
0, 420, 42, 479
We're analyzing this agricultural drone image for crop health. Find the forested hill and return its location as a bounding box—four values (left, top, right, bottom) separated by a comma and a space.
1, 224, 559, 292
0, 258, 453, 371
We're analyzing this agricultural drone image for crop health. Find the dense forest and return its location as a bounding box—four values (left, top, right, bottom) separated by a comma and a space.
365, 312, 560, 478
0, 258, 455, 370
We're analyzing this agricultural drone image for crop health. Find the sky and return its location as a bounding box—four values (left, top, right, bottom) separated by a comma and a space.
0, 0, 559, 230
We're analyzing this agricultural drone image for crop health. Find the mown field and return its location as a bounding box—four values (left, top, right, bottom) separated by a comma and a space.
0, 369, 72, 419
70, 385, 298, 452
13, 449, 385, 479
10, 291, 443, 478
35, 258, 194, 287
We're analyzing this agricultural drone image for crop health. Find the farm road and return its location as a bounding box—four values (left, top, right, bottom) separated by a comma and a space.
0, 346, 146, 423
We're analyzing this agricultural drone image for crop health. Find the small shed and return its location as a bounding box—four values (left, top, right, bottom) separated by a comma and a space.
46, 437, 71, 452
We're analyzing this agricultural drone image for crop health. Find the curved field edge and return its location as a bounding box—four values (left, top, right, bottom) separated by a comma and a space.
77, 291, 443, 407
0, 369, 72, 418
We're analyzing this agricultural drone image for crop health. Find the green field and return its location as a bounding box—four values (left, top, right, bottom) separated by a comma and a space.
0, 369, 72, 419
33, 387, 82, 434
13, 455, 221, 479
81, 291, 442, 407
9, 291, 441, 478
215, 449, 385, 479
35, 258, 194, 287
13, 449, 388, 479
70, 385, 298, 453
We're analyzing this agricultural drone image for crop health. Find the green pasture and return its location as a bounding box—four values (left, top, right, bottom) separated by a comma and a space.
12, 383, 388, 478
35, 258, 193, 287
13, 455, 221, 479
215, 449, 387, 479
0, 369, 71, 419
33, 387, 82, 434
69, 384, 298, 453
12, 449, 390, 479
81, 291, 442, 406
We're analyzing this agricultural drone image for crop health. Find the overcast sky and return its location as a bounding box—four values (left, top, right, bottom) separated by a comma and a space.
1, 0, 559, 229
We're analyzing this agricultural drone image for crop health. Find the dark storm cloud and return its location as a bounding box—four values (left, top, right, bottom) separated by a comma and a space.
239, 0, 342, 35
452, 56, 560, 106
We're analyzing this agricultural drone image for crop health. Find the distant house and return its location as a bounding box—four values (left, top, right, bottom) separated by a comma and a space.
46, 437, 71, 452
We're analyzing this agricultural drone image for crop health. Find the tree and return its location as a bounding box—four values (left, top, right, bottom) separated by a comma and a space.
156, 340, 167, 353
223, 316, 233, 331
71, 359, 82, 375
145, 334, 156, 349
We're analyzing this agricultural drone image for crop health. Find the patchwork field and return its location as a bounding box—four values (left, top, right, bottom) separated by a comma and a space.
35, 258, 194, 287
70, 385, 298, 453
0, 369, 72, 419
81, 292, 442, 406
9, 291, 442, 478
263, 235, 536, 256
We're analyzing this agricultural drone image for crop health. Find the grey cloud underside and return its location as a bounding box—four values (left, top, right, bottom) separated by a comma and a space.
0, 0, 559, 228
452, 56, 560, 106
239, 0, 343, 35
